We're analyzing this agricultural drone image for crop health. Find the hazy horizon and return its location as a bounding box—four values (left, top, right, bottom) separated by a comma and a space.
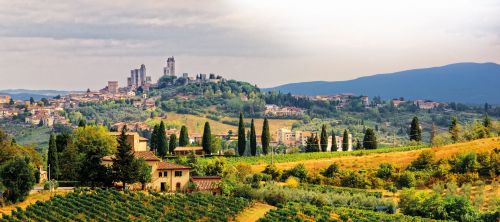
1, 0, 500, 90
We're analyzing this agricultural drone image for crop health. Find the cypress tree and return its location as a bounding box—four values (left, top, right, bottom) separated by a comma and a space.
202, 122, 212, 154
305, 134, 320, 152
179, 125, 189, 146
409, 116, 422, 142
261, 118, 270, 155
47, 133, 59, 180
169, 134, 177, 154
430, 122, 437, 144
342, 129, 349, 151
331, 130, 337, 152
449, 117, 460, 143
363, 128, 377, 150
250, 119, 257, 156
320, 124, 328, 152
150, 125, 159, 153
483, 114, 492, 136
237, 113, 246, 156
113, 126, 138, 188
157, 121, 168, 157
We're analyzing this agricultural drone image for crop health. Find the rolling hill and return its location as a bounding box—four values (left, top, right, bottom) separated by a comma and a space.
264, 62, 500, 104
0, 89, 71, 100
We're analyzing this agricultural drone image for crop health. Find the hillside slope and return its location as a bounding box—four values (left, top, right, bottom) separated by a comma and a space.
265, 62, 500, 104
251, 137, 500, 173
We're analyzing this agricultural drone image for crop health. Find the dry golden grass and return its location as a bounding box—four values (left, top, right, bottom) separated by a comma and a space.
251, 137, 500, 173
150, 112, 298, 136
234, 202, 276, 222
0, 190, 71, 216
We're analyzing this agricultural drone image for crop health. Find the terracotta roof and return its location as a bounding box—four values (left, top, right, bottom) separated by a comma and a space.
174, 146, 203, 151
102, 151, 159, 162
157, 162, 191, 170
134, 151, 160, 161
191, 176, 221, 191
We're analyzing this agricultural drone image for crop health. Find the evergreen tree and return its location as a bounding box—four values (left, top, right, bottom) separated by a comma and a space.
0, 158, 36, 203
169, 134, 177, 154
320, 124, 328, 152
113, 126, 139, 188
342, 129, 349, 151
250, 119, 257, 156
157, 121, 168, 156
179, 125, 189, 146
55, 132, 70, 153
409, 116, 422, 142
59, 138, 79, 181
29, 97, 35, 105
363, 128, 377, 149
150, 125, 159, 153
47, 133, 59, 180
449, 117, 460, 143
331, 130, 337, 151
202, 122, 212, 154
305, 134, 320, 152
261, 118, 270, 155
430, 122, 437, 144
237, 113, 246, 156
483, 114, 492, 136
356, 139, 362, 150
9, 98, 14, 106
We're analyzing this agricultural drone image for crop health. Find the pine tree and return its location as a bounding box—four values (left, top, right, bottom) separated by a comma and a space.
47, 133, 59, 180
449, 117, 460, 143
202, 122, 212, 154
169, 134, 177, 154
342, 129, 349, 151
363, 128, 377, 150
113, 126, 139, 188
250, 119, 257, 156
237, 113, 246, 156
320, 125, 328, 152
331, 130, 337, 152
261, 118, 270, 155
157, 121, 168, 157
179, 125, 189, 146
409, 116, 422, 142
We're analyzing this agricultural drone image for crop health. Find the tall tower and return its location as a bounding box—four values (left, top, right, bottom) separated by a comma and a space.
139, 64, 146, 86
163, 57, 175, 76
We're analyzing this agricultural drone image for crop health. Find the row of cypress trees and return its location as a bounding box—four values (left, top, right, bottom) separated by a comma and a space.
234, 113, 271, 156
150, 121, 189, 157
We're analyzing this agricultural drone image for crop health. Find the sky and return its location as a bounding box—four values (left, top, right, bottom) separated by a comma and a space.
0, 0, 499, 90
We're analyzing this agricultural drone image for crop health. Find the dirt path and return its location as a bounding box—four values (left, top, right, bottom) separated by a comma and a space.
251, 137, 500, 173
235, 202, 276, 222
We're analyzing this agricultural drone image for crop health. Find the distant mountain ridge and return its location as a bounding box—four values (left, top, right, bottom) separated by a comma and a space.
0, 89, 72, 100
264, 62, 500, 104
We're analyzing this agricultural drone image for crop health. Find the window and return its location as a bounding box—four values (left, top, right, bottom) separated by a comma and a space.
158, 172, 162, 177
163, 172, 167, 177
175, 171, 182, 177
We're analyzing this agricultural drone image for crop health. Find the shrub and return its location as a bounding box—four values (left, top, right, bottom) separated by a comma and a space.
408, 151, 435, 171
375, 163, 394, 179
262, 164, 282, 181
396, 172, 416, 189
282, 164, 308, 182
43, 180, 59, 191
341, 171, 370, 189
321, 163, 340, 178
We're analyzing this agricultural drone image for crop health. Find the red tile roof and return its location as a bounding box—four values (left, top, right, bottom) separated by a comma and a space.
102, 151, 159, 162
191, 176, 221, 191
157, 162, 191, 170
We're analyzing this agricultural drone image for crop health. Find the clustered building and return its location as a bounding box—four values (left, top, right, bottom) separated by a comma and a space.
277, 128, 353, 151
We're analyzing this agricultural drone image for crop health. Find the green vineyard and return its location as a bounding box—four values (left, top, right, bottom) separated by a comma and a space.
1, 189, 250, 222
258, 203, 449, 222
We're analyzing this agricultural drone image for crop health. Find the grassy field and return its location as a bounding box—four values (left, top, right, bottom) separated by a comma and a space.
146, 112, 298, 135
249, 137, 500, 173
235, 202, 276, 222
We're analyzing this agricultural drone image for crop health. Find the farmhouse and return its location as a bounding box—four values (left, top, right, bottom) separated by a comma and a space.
174, 146, 204, 156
